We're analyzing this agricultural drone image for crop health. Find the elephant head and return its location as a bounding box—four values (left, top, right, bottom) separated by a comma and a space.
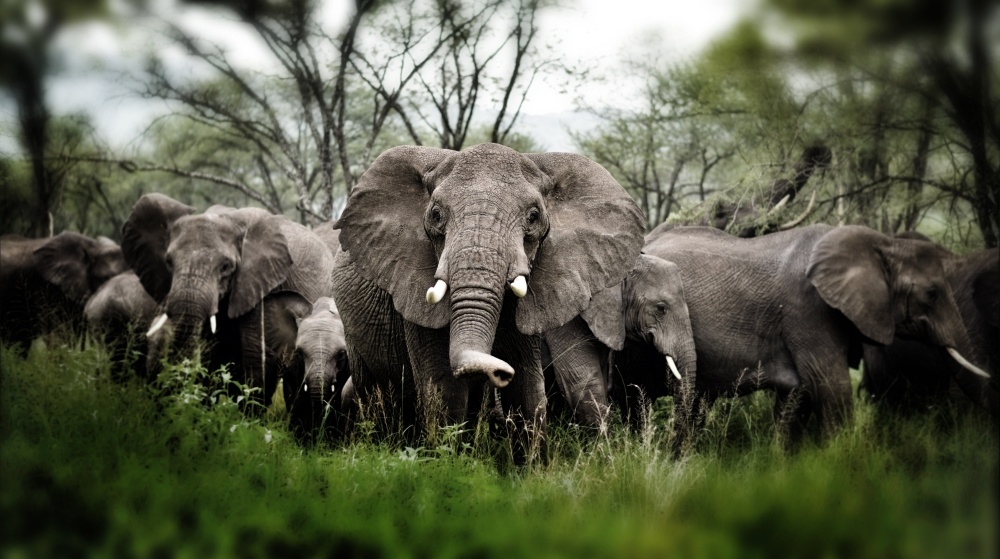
807, 226, 991, 382
621, 254, 697, 385
122, 194, 294, 348
34, 232, 127, 303
336, 143, 645, 387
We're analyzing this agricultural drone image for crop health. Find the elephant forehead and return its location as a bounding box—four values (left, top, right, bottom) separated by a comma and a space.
435, 145, 535, 187
171, 215, 241, 242
297, 321, 346, 347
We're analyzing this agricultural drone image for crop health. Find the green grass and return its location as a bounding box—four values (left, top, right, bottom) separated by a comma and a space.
1, 342, 997, 558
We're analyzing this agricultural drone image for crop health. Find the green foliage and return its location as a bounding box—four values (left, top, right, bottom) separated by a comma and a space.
2, 343, 996, 558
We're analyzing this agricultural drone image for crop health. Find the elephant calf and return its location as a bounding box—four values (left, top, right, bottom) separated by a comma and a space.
543, 254, 697, 441
84, 271, 158, 381
265, 295, 350, 443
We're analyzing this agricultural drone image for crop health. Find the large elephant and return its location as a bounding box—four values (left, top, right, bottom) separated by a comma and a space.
861, 238, 998, 417
1, 232, 127, 354
542, 254, 697, 434
644, 224, 991, 444
121, 194, 335, 409
332, 143, 644, 457
264, 294, 349, 442
84, 271, 158, 381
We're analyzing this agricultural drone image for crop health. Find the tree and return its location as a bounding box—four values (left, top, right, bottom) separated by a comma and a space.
104, 0, 560, 223
0, 0, 107, 236
763, 0, 999, 247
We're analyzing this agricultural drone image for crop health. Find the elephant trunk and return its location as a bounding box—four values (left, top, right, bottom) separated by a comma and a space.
306, 362, 329, 405
163, 281, 217, 352
448, 244, 515, 388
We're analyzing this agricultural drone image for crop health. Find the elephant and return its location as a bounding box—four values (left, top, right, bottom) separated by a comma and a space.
83, 271, 158, 381
264, 294, 349, 442
1, 232, 127, 354
861, 237, 998, 417
331, 143, 645, 458
643, 224, 992, 445
541, 254, 697, 437
312, 221, 340, 255
121, 194, 335, 410
648, 145, 831, 241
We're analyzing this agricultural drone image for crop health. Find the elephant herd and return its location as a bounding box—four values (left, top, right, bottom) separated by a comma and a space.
1, 143, 996, 456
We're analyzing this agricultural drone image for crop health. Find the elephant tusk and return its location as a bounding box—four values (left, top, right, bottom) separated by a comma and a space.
303, 383, 308, 392
946, 347, 992, 379
209, 314, 217, 335
666, 355, 682, 380
510, 275, 527, 298
147, 313, 168, 337
426, 279, 447, 304
778, 190, 818, 231
767, 193, 791, 216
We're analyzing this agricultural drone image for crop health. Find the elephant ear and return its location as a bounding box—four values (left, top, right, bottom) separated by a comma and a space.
580, 283, 625, 350
334, 145, 453, 329
121, 194, 196, 302
516, 153, 645, 335
262, 291, 314, 355
34, 232, 94, 302
807, 226, 894, 345
229, 215, 294, 319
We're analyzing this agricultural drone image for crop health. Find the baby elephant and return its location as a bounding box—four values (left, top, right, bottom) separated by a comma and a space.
266, 295, 350, 442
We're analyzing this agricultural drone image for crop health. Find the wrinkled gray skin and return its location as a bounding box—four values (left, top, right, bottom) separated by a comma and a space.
122, 194, 334, 409
645, 224, 990, 444
543, 254, 697, 435
332, 143, 644, 459
264, 295, 349, 442
84, 271, 158, 381
861, 237, 998, 418
1, 232, 127, 354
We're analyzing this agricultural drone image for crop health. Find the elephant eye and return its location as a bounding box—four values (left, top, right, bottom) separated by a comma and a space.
164, 255, 174, 272
430, 206, 443, 224
655, 302, 667, 315
526, 207, 540, 226
925, 288, 939, 303
220, 259, 234, 275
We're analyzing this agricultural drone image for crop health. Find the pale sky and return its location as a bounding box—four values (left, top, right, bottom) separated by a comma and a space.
5, 0, 753, 153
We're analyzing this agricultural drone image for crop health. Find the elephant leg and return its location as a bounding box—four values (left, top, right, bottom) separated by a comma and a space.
493, 313, 547, 464
282, 359, 314, 442
236, 306, 281, 414
545, 317, 611, 430
767, 361, 811, 448
404, 322, 470, 443
815, 368, 853, 442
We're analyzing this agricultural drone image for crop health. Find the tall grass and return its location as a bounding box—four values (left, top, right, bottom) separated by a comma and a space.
1, 342, 996, 558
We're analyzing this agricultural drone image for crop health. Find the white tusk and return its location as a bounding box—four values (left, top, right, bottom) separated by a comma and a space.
510, 275, 527, 298
946, 347, 992, 379
767, 193, 791, 215
778, 190, 818, 230
666, 355, 682, 380
209, 314, 217, 334
426, 279, 447, 304
147, 313, 168, 338
304, 383, 308, 392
